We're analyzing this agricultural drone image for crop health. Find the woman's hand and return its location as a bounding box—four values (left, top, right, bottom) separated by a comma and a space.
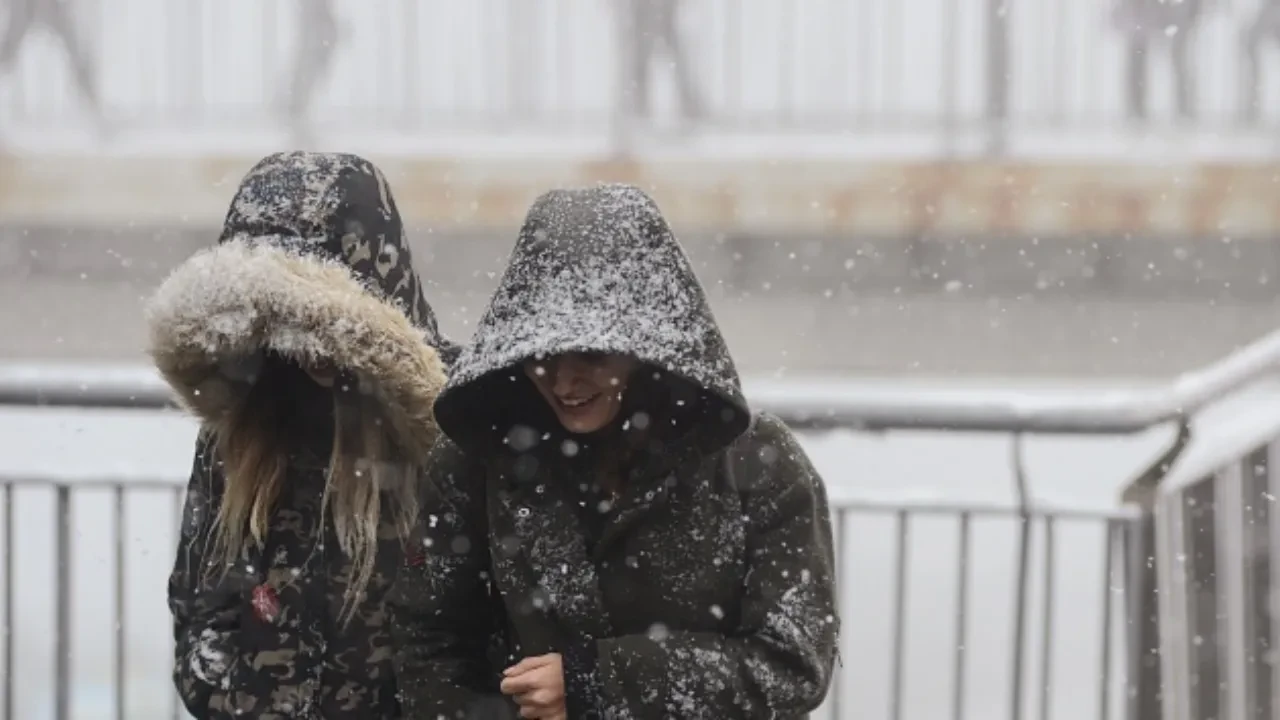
500, 653, 566, 720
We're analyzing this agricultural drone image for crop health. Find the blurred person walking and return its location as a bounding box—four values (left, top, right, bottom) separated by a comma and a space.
507, 0, 541, 118
1112, 0, 1206, 122
1240, 0, 1280, 123
0, 0, 106, 132
151, 151, 457, 719
614, 0, 705, 147
281, 0, 341, 147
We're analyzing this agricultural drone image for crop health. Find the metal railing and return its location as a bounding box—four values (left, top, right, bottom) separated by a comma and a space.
1127, 382, 1280, 720
9, 325, 1280, 719
0, 479, 184, 720
11, 318, 1280, 427
7, 0, 1280, 154
828, 498, 1135, 720
0, 474, 1135, 720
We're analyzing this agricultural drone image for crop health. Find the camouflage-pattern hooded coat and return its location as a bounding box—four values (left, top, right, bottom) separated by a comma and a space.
390, 184, 839, 719
147, 151, 454, 719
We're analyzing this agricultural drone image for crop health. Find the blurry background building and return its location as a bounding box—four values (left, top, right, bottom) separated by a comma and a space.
7, 1, 1280, 719
5, 0, 1280, 379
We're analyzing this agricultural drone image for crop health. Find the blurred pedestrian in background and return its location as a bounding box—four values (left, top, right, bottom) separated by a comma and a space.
0, 0, 106, 134
1240, 0, 1280, 123
614, 0, 705, 147
1112, 0, 1206, 122
282, 0, 341, 146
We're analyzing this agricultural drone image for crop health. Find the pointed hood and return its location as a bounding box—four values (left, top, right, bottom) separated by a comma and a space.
145, 151, 450, 462
435, 183, 749, 454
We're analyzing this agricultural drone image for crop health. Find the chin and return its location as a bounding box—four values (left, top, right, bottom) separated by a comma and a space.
564, 419, 604, 434
557, 413, 608, 435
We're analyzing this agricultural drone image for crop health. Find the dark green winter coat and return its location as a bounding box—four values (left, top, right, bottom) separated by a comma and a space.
389, 184, 839, 719
149, 151, 453, 719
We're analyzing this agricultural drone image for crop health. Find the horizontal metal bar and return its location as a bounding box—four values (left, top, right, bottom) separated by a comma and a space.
0, 477, 188, 491
831, 499, 1139, 521
0, 475, 1142, 522
754, 326, 1280, 434
0, 364, 176, 410
6, 322, 1280, 435
1, 365, 1150, 433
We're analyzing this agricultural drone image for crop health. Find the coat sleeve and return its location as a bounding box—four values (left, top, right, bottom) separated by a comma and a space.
168, 432, 244, 716
388, 439, 519, 720
564, 412, 840, 719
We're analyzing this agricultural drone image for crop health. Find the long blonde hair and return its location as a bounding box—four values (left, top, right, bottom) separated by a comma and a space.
203, 354, 419, 623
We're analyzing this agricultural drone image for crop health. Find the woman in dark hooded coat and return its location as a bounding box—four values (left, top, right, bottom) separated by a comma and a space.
390, 184, 839, 719
148, 151, 457, 719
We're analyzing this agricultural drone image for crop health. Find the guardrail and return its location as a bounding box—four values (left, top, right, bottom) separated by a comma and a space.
12, 322, 1280, 431
0, 475, 1137, 720
10, 324, 1280, 720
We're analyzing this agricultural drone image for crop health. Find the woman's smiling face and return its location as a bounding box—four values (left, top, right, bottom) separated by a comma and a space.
523, 352, 637, 434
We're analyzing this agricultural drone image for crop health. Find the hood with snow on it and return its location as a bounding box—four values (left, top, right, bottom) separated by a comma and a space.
435, 183, 749, 453
145, 151, 448, 462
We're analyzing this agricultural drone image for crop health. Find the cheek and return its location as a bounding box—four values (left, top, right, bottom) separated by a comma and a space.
597, 365, 631, 391
524, 363, 548, 385
530, 375, 555, 400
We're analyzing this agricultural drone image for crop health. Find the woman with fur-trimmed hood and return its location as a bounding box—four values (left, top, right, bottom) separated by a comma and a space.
390, 184, 839, 719
149, 151, 454, 719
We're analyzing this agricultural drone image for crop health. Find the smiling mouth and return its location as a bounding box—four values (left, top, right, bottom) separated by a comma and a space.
557, 393, 600, 409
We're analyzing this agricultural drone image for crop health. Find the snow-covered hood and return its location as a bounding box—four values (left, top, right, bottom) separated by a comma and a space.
435, 183, 749, 453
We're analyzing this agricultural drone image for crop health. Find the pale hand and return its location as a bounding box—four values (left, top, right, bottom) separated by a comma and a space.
500, 653, 566, 720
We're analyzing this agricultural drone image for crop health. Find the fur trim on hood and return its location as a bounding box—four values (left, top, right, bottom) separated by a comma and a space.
145, 152, 448, 462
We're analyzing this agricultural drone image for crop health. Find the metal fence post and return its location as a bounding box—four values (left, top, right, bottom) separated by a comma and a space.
1117, 419, 1192, 720
1125, 510, 1163, 720
3, 483, 13, 720
55, 485, 72, 720
1009, 434, 1032, 720
114, 485, 126, 720
1098, 520, 1116, 720
985, 0, 1010, 155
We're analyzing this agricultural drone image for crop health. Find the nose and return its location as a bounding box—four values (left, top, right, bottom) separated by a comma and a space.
549, 358, 588, 395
